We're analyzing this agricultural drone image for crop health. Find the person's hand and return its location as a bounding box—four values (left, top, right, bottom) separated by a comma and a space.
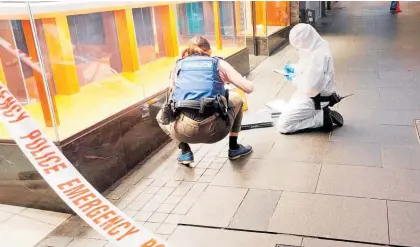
284, 64, 295, 74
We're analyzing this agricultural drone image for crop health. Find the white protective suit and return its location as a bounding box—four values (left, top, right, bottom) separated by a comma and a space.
276, 24, 336, 134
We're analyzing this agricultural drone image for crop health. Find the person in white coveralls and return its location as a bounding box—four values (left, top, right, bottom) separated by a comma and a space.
276, 23, 344, 134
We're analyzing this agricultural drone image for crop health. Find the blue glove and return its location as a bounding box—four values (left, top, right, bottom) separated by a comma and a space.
285, 73, 295, 81
284, 64, 295, 74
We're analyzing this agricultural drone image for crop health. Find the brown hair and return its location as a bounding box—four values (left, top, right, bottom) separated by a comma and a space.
181, 36, 212, 58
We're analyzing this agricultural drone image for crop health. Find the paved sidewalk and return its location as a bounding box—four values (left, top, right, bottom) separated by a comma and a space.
36, 2, 420, 247
0, 204, 70, 247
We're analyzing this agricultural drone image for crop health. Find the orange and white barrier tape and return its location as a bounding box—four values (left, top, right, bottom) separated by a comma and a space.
0, 81, 168, 247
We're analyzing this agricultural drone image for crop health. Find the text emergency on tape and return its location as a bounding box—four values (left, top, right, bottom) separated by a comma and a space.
0, 81, 168, 247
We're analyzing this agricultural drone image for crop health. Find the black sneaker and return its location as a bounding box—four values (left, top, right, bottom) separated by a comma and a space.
322, 107, 334, 132
330, 110, 344, 127
228, 144, 253, 160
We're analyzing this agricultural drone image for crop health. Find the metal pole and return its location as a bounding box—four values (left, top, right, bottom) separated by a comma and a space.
251, 1, 257, 56
231, 2, 237, 45
27, 2, 60, 141
321, 1, 327, 17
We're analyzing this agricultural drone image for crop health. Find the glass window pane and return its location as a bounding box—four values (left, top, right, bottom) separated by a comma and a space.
177, 2, 217, 49
219, 1, 247, 55
68, 11, 122, 86
0, 20, 29, 103
266, 1, 291, 35
25, 3, 147, 141
255, 1, 267, 36
220, 1, 235, 45
133, 7, 157, 65
0, 1, 59, 141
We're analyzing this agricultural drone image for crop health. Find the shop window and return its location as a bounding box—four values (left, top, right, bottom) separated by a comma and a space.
32, 19, 57, 97
187, 3, 205, 35
0, 20, 31, 103
133, 7, 167, 65
254, 1, 267, 36
68, 13, 105, 45
266, 1, 291, 35
220, 2, 234, 39
68, 11, 122, 86
11, 21, 33, 80
219, 1, 246, 48
177, 2, 216, 48
252, 1, 291, 37
244, 2, 254, 36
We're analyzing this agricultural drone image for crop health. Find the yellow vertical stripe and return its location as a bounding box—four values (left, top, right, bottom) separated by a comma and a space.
213, 1, 222, 50
42, 16, 79, 95
114, 9, 140, 72
168, 5, 179, 57
0, 57, 6, 86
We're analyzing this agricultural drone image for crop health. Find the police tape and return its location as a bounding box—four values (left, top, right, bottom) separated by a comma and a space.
0, 81, 168, 247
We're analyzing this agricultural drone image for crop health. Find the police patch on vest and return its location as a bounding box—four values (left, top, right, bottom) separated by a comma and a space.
181, 60, 213, 71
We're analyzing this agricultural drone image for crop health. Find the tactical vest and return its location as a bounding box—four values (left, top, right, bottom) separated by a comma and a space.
172, 55, 226, 111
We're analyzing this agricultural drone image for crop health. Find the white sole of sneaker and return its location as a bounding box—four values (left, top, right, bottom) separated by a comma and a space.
178, 160, 193, 165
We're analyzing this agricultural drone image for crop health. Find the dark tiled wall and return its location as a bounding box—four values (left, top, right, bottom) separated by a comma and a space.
246, 36, 255, 55
119, 102, 169, 171
268, 27, 292, 55
0, 143, 70, 212
225, 48, 251, 76
0, 95, 169, 213
255, 26, 292, 56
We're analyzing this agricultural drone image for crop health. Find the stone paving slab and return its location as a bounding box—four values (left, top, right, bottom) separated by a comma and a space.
172, 182, 208, 215
323, 142, 382, 167
229, 189, 282, 231
337, 89, 382, 112
1, 215, 58, 247
65, 238, 107, 247
36, 236, 74, 247
330, 124, 384, 144
0, 204, 71, 247
169, 226, 303, 247
331, 123, 420, 146
182, 186, 247, 227
302, 238, 379, 247
381, 88, 420, 111
268, 192, 389, 244
317, 164, 420, 202
268, 136, 330, 163
333, 108, 382, 126
380, 110, 420, 126
388, 201, 420, 247
240, 129, 277, 159
211, 159, 321, 193
380, 125, 419, 146
383, 144, 420, 170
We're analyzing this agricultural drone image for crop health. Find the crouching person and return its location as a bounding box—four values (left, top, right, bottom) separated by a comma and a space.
276, 23, 344, 134
156, 36, 254, 166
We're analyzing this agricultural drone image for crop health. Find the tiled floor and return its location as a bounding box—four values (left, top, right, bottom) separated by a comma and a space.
8, 1, 420, 247
0, 204, 70, 247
